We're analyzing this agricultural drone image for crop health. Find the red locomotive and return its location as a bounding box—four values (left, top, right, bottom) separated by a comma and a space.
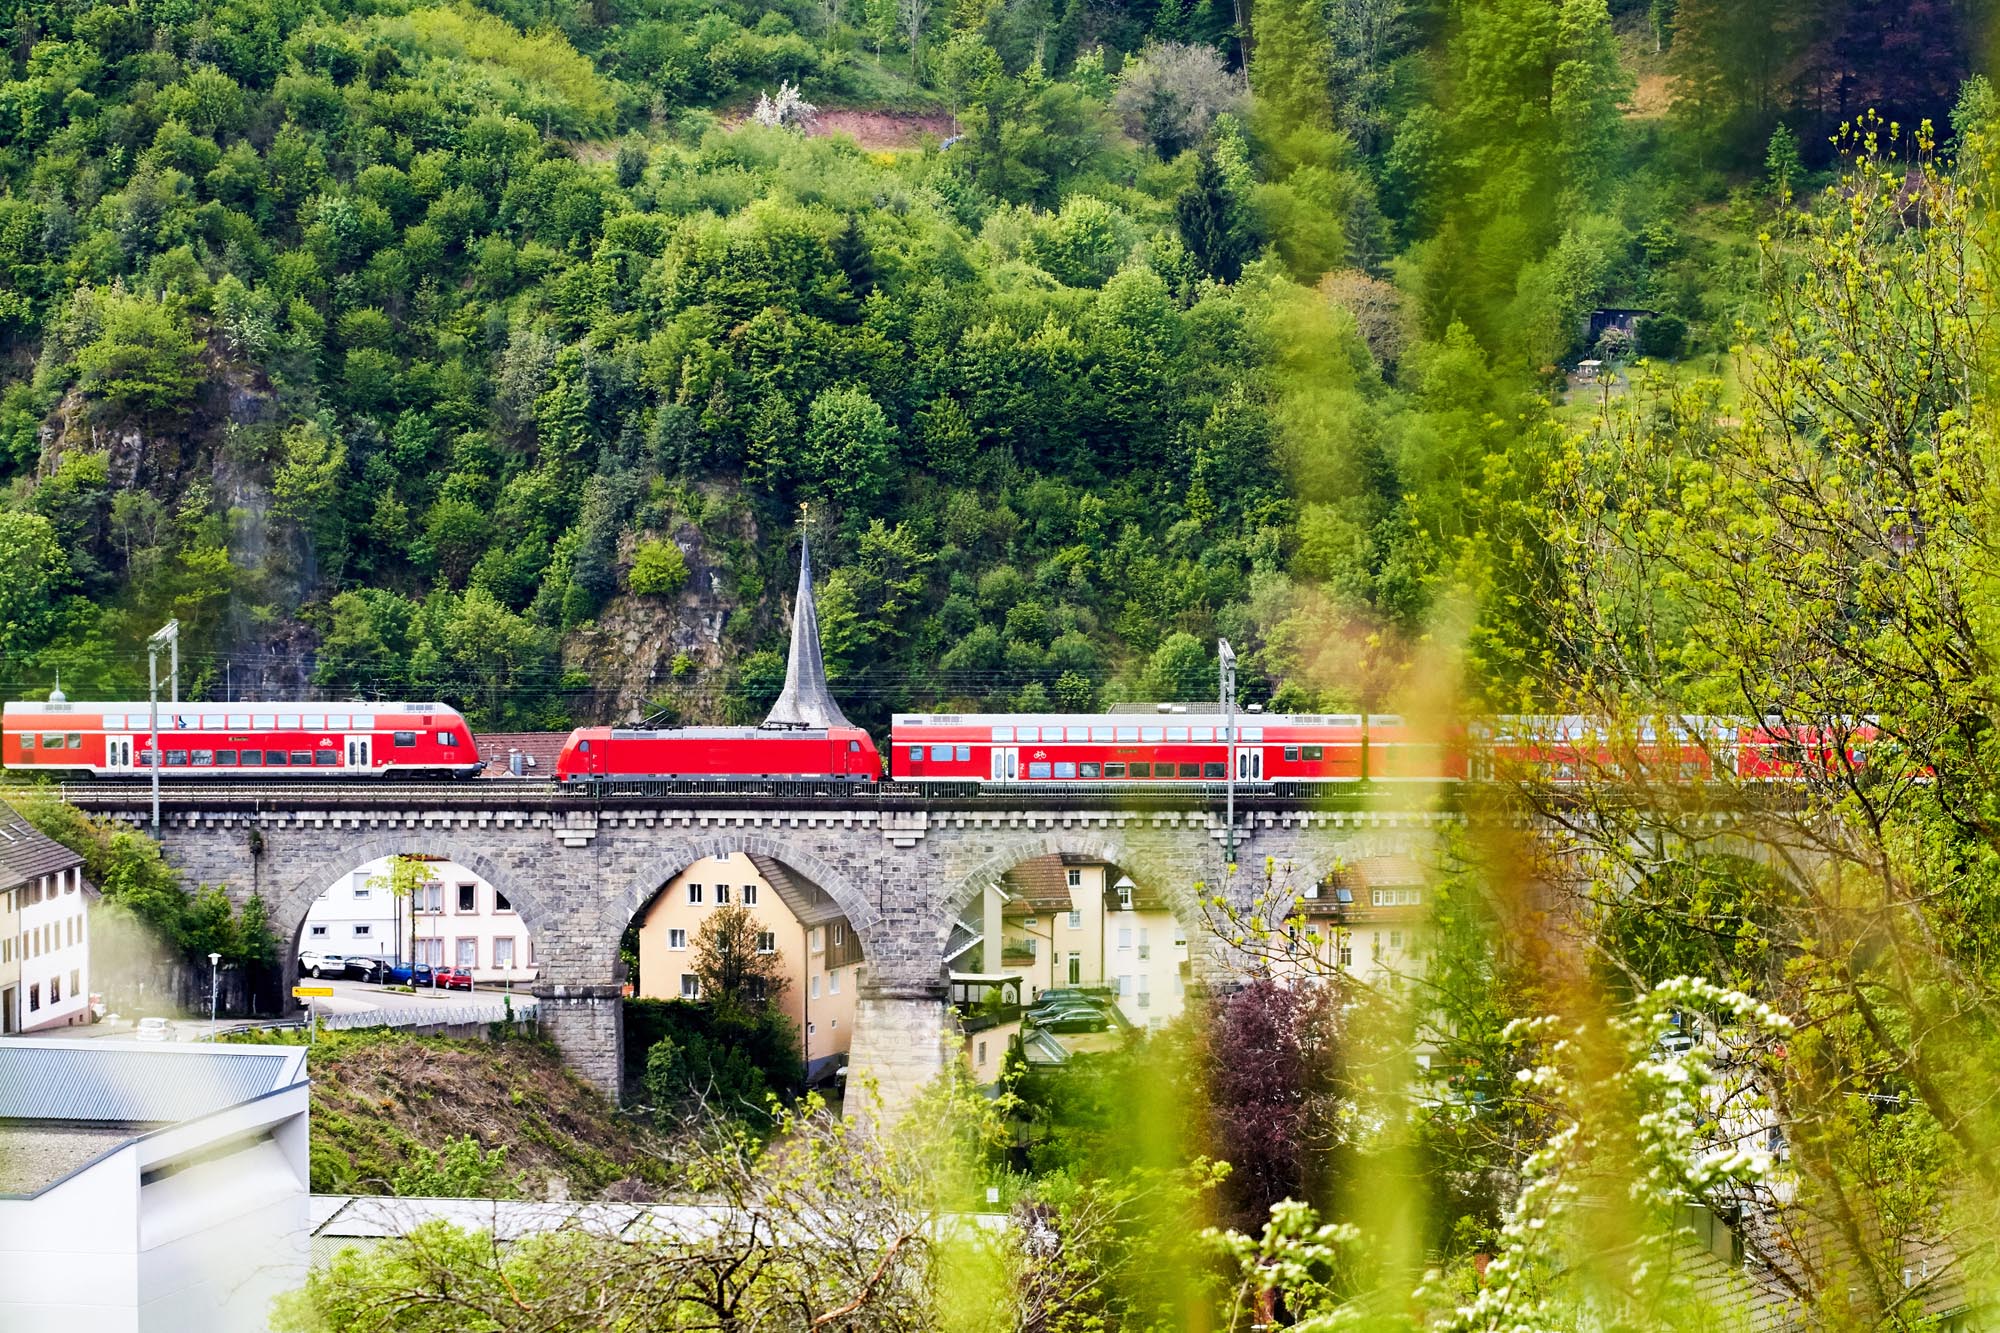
553, 724, 882, 788
0, 699, 482, 778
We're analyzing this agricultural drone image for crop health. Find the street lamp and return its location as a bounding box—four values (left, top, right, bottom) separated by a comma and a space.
147, 620, 180, 831
1218, 638, 1237, 866
208, 950, 221, 1040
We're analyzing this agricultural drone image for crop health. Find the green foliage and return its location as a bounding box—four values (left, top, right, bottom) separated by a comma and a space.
626, 539, 689, 596
70, 289, 205, 418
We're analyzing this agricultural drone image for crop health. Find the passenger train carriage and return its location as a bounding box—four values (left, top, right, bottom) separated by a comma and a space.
0, 700, 482, 778
554, 724, 881, 788
889, 711, 1462, 784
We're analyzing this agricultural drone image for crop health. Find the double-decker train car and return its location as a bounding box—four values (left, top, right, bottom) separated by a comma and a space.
889, 710, 1462, 784
1475, 715, 1887, 785
554, 724, 882, 788
0, 699, 482, 778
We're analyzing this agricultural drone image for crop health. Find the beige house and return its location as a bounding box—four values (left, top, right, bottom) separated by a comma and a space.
1278, 856, 1431, 987
634, 853, 864, 1083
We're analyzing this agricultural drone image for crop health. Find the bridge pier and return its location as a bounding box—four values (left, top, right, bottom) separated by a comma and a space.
843, 984, 953, 1123
534, 983, 625, 1101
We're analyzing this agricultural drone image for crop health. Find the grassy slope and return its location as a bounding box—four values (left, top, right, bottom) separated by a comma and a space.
271, 1029, 672, 1198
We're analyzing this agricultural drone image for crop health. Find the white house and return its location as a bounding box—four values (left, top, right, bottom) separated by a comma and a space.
301, 855, 538, 985
0, 808, 94, 1033
0, 1040, 311, 1333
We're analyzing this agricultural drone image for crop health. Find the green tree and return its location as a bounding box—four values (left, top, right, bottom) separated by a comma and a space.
1142, 631, 1212, 700
71, 289, 204, 417
626, 539, 689, 596
0, 511, 69, 661
801, 387, 894, 512
692, 903, 790, 1012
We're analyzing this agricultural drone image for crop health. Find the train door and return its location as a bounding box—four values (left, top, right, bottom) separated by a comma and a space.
346, 736, 372, 771
106, 735, 134, 772
991, 747, 1019, 781
1235, 748, 1264, 781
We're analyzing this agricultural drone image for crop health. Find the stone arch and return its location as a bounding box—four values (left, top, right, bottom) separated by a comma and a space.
272, 833, 555, 961
602, 832, 881, 978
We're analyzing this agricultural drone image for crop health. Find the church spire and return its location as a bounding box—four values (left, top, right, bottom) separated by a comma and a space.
763, 515, 853, 731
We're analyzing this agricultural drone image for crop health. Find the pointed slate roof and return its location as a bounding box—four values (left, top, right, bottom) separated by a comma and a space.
763, 534, 853, 731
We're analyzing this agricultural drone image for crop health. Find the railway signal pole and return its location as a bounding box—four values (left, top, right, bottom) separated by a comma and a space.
147, 620, 179, 831
1219, 638, 1237, 867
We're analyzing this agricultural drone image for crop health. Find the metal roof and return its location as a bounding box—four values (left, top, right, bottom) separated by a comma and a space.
764, 535, 854, 732
0, 806, 85, 887
0, 1040, 306, 1124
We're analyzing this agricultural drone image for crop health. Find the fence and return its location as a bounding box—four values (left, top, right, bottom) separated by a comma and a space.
318, 1000, 539, 1035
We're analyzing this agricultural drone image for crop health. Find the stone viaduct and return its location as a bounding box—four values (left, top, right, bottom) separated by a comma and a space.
78, 787, 1456, 1112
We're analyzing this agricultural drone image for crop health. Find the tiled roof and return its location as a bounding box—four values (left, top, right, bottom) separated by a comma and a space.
0, 806, 85, 888
472, 732, 569, 779
0, 1040, 306, 1123
1000, 856, 1073, 911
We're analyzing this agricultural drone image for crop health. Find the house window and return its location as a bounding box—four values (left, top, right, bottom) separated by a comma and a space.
1389, 930, 1404, 950
353, 924, 372, 938
494, 892, 512, 913
310, 924, 328, 938
828, 971, 840, 994
494, 938, 515, 969
353, 885, 372, 900
458, 884, 478, 913
757, 932, 777, 954
1118, 884, 1133, 909
1067, 869, 1081, 888
457, 938, 477, 969
833, 924, 845, 948
976, 1039, 987, 1065
51, 975, 60, 1004
680, 974, 700, 999
811, 928, 824, 954
829, 1017, 837, 1028
669, 929, 688, 951
1117, 975, 1132, 996
742, 884, 758, 906
1118, 927, 1132, 951
70, 968, 79, 995
1067, 953, 1081, 985
28, 984, 38, 1011
808, 1022, 817, 1036
1339, 943, 1354, 967
687, 883, 703, 905
811, 975, 820, 998
716, 884, 731, 904
1067, 911, 1081, 929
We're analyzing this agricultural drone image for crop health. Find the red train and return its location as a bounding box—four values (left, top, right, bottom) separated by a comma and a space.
0, 699, 482, 778
554, 724, 881, 786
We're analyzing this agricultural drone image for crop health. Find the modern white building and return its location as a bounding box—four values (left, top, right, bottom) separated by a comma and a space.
0, 808, 95, 1033
0, 1039, 311, 1333
301, 855, 538, 985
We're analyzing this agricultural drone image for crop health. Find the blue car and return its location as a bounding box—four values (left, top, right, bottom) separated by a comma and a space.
381, 962, 435, 986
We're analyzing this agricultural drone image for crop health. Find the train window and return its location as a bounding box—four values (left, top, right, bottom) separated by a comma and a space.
17, 735, 32, 751
202, 715, 223, 730
909, 746, 923, 762
439, 732, 459, 748
352, 714, 374, 729
1016, 726, 1038, 742
240, 751, 262, 766
1141, 727, 1163, 742
328, 714, 349, 730
1285, 746, 1299, 761
1193, 726, 1214, 741
1091, 727, 1112, 742
216, 751, 238, 766
65, 733, 80, 749
393, 732, 417, 748
266, 751, 288, 766
931, 745, 952, 762
38, 733, 62, 749
850, 740, 863, 753
1116, 726, 1139, 742
166, 751, 188, 766
992, 726, 1014, 742
302, 714, 323, 729
1167, 726, 1189, 741
1054, 763, 1078, 778
955, 746, 971, 761
228, 714, 250, 729
253, 714, 275, 729
289, 750, 312, 766
279, 715, 300, 729
1066, 727, 1088, 742
1106, 763, 1126, 777
1080, 763, 1101, 777
1203, 762, 1226, 778
1178, 763, 1199, 778
1128, 762, 1149, 777
192, 750, 214, 766
1028, 762, 1053, 778
315, 751, 338, 766
1303, 745, 1324, 760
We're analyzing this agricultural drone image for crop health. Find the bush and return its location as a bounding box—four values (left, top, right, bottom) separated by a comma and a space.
627, 539, 690, 596
1634, 313, 1689, 360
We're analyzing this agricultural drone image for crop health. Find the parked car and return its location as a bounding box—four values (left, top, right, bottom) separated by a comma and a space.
298, 951, 348, 979
381, 962, 435, 986
433, 967, 474, 992
1035, 1007, 1113, 1034
343, 956, 385, 982
135, 1016, 170, 1043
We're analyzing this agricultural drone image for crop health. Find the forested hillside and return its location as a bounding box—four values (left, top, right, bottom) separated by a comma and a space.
0, 0, 1982, 726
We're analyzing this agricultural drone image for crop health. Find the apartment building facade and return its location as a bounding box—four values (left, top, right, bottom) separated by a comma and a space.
301, 855, 538, 985
0, 809, 94, 1033
634, 852, 864, 1083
